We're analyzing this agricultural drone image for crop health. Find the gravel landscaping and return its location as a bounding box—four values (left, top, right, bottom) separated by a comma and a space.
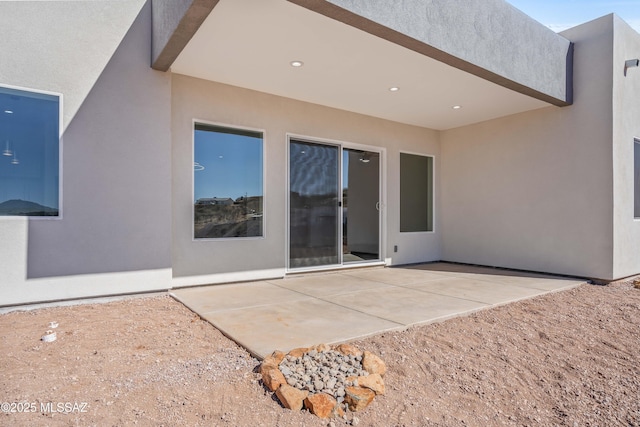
1, 280, 639, 426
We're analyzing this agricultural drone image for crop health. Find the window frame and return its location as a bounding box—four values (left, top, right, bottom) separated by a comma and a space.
399, 151, 435, 233
635, 138, 640, 220
0, 83, 63, 220
191, 119, 266, 241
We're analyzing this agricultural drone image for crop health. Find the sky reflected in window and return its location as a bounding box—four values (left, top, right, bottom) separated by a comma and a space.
0, 86, 59, 216
193, 124, 263, 239
194, 127, 263, 202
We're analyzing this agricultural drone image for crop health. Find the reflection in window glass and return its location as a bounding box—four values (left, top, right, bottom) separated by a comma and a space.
194, 124, 263, 238
400, 153, 434, 232
0, 86, 60, 216
635, 139, 640, 218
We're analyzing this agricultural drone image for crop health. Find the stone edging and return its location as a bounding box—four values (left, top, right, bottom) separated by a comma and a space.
260, 343, 387, 419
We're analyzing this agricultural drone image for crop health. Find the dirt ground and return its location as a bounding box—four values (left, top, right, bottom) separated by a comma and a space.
1, 280, 639, 427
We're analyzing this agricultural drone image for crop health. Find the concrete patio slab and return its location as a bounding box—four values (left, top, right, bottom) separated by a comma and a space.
399, 277, 551, 305
172, 281, 310, 313
321, 286, 488, 326
171, 262, 586, 359
342, 267, 453, 285
462, 274, 583, 291
266, 272, 388, 297
196, 298, 401, 358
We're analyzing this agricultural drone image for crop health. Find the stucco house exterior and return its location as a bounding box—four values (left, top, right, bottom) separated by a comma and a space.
1, 0, 639, 306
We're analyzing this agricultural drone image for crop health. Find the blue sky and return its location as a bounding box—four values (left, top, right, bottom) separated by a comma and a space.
506, 0, 640, 32
194, 130, 263, 201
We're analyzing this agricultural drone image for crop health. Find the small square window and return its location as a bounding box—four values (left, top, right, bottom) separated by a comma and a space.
193, 123, 264, 239
0, 86, 60, 217
400, 153, 434, 232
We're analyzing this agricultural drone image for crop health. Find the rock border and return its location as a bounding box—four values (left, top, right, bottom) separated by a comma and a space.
260, 344, 386, 419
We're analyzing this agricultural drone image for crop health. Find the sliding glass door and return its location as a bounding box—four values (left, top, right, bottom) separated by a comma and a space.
289, 140, 340, 268
289, 139, 381, 270
342, 149, 380, 263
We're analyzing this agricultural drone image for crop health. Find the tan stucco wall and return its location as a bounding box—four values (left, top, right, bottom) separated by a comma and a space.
0, 0, 145, 129
440, 16, 615, 279
612, 17, 640, 279
171, 75, 441, 284
0, 2, 173, 306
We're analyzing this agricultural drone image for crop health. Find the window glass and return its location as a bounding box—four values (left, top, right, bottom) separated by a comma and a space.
635, 139, 640, 218
0, 86, 60, 216
194, 124, 263, 238
400, 153, 434, 232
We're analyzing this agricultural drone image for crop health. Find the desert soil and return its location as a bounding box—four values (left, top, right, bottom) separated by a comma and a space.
1, 281, 639, 427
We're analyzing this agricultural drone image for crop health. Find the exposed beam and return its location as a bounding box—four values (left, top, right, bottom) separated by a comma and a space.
151, 0, 219, 71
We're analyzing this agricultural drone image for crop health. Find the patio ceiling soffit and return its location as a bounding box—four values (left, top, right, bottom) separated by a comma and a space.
287, 0, 574, 107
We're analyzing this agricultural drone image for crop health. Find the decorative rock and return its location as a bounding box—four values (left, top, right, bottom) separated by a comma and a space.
262, 366, 287, 391
267, 344, 386, 417
304, 393, 337, 418
314, 343, 331, 352
344, 386, 375, 412
261, 351, 285, 374
357, 373, 385, 395
288, 347, 309, 358
275, 384, 309, 411
260, 361, 278, 376
362, 351, 387, 377
270, 350, 286, 364
336, 344, 363, 357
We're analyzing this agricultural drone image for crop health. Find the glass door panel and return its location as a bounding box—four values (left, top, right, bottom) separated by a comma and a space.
342, 149, 380, 263
289, 140, 340, 268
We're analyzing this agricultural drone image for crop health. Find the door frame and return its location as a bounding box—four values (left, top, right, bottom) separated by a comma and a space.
286, 133, 386, 273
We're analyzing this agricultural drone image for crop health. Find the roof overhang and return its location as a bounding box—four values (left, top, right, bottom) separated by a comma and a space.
152, 0, 574, 130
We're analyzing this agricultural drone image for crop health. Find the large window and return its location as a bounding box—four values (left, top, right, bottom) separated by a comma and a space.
635, 139, 640, 218
0, 86, 60, 217
400, 153, 434, 232
193, 123, 263, 239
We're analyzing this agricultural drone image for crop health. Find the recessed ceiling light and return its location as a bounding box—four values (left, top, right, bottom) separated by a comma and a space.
389, 87, 399, 92
290, 60, 304, 67
452, 105, 462, 110
4, 110, 13, 114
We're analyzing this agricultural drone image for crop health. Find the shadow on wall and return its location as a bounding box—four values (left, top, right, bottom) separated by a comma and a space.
24, 1, 172, 279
